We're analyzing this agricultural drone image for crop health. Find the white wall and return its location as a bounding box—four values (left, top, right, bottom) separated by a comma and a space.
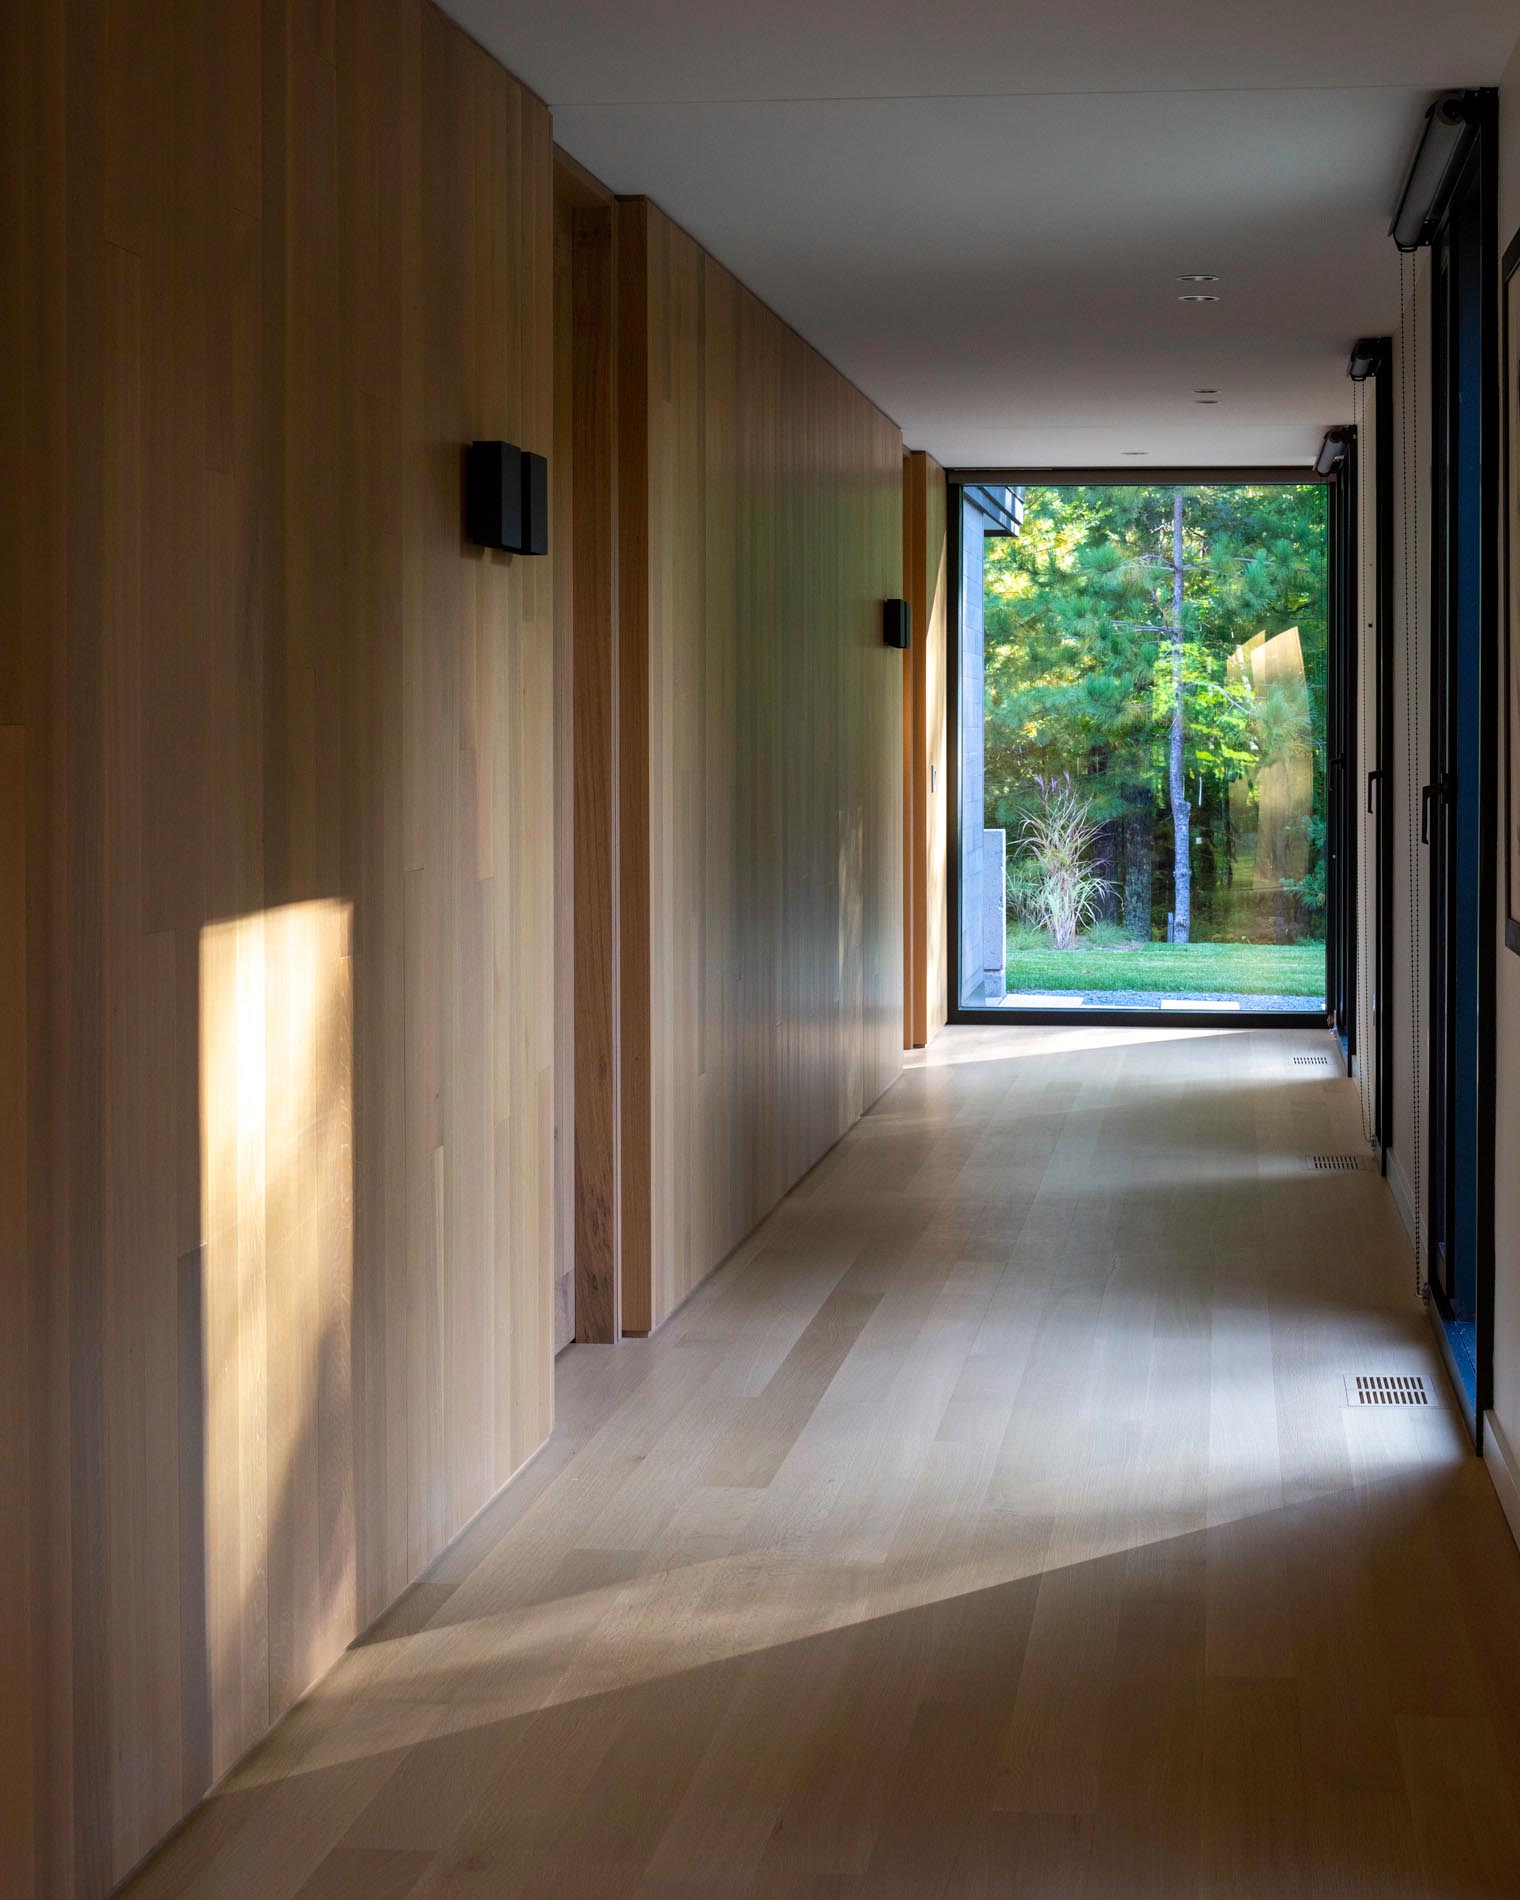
1386, 252, 1434, 1260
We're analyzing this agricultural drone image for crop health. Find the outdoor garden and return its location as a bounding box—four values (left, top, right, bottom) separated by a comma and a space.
986, 482, 1328, 1006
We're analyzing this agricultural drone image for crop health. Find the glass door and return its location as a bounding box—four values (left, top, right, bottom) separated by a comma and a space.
1422, 124, 1497, 1419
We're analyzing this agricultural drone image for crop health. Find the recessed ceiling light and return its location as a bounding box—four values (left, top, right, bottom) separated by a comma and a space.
1179, 293, 1221, 303
1178, 273, 1220, 283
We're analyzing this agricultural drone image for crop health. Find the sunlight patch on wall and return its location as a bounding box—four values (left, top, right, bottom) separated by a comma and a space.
198, 899, 353, 1776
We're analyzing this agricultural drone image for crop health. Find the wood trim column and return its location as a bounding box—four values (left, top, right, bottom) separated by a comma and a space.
563, 177, 621, 1343
902, 454, 917, 1046
614, 197, 653, 1335
903, 449, 948, 1046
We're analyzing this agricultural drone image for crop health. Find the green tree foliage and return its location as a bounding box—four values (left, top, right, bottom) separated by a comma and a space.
982, 482, 1326, 943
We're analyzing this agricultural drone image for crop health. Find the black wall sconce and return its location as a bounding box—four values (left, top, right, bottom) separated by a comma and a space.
883, 598, 911, 649
466, 441, 548, 555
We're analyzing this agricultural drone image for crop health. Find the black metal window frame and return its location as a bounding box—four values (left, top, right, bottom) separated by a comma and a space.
944, 466, 1345, 1032
1327, 441, 1359, 1056
1373, 345, 1397, 1169
1417, 94, 1500, 1444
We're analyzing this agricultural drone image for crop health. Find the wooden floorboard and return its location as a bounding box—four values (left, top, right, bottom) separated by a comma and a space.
122, 1025, 1520, 1899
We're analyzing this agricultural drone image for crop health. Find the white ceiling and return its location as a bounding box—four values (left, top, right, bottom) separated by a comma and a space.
443, 2, 1520, 467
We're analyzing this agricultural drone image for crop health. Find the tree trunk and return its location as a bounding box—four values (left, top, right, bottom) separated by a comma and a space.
1093, 817, 1119, 922
1122, 810, 1152, 939
1168, 487, 1191, 944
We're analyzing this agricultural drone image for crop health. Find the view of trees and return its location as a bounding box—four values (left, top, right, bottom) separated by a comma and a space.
985, 483, 1327, 954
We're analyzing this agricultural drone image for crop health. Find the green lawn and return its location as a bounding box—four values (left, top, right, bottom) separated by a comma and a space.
1006, 938, 1325, 997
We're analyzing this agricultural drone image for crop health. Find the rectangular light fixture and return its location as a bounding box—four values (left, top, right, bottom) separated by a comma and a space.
883, 599, 911, 648
466, 441, 548, 555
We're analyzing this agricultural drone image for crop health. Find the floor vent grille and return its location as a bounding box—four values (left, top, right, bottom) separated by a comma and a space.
1293, 1054, 1333, 1067
1344, 1374, 1429, 1407
1308, 1153, 1371, 1172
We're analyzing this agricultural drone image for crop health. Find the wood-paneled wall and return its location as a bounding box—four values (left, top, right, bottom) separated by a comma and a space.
904, 449, 949, 1046
0, 4, 555, 1893
616, 199, 905, 1331
554, 154, 621, 1346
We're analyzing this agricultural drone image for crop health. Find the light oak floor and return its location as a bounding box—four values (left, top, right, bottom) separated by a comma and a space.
127, 1026, 1520, 1899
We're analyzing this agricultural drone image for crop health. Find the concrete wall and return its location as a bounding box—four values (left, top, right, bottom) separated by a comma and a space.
958, 496, 988, 1005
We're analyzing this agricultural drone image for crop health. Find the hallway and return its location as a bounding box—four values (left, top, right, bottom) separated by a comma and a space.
125, 1028, 1520, 1899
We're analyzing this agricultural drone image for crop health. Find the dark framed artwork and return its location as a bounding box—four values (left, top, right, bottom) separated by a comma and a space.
1506, 227, 1520, 953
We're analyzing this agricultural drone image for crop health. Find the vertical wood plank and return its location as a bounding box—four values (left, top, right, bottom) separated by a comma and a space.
566, 193, 621, 1344
551, 178, 577, 1352
903, 450, 920, 1046
922, 454, 948, 1043
0, 726, 32, 1890
903, 447, 948, 1047
616, 196, 655, 1336
618, 198, 904, 1334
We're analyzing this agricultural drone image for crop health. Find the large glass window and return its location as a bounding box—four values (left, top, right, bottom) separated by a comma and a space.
957, 481, 1328, 1014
